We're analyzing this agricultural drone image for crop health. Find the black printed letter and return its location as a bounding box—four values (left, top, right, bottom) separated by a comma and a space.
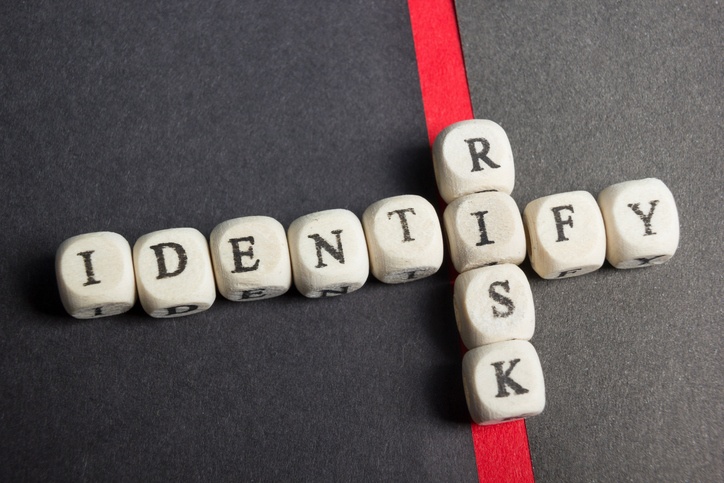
228, 237, 260, 273
77, 250, 101, 286
492, 359, 529, 397
471, 211, 495, 246
627, 200, 659, 236
387, 208, 416, 242
488, 280, 515, 318
149, 243, 188, 279
465, 138, 500, 172
163, 304, 199, 316
308, 230, 345, 268
551, 205, 575, 242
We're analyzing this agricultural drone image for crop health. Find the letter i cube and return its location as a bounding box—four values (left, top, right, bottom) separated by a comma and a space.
133, 227, 216, 317
443, 192, 526, 272
597, 178, 679, 269
523, 191, 606, 279
462, 340, 546, 425
56, 231, 136, 318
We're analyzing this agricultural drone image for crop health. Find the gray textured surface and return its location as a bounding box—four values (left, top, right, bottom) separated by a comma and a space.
456, 0, 723, 481
0, 2, 478, 480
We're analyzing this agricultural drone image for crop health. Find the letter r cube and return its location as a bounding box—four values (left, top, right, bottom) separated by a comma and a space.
462, 340, 545, 425
433, 119, 515, 203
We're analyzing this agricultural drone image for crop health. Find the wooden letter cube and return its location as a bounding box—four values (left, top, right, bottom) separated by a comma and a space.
433, 119, 515, 203
454, 264, 535, 349
133, 227, 216, 317
56, 231, 136, 319
597, 178, 680, 269
523, 191, 606, 279
288, 209, 369, 298
443, 192, 526, 273
362, 194, 444, 283
210, 216, 292, 301
462, 340, 545, 425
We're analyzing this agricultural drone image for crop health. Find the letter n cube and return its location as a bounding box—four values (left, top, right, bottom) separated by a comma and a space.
288, 209, 369, 298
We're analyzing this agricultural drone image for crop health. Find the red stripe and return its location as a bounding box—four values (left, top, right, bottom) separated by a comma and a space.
407, 1, 535, 482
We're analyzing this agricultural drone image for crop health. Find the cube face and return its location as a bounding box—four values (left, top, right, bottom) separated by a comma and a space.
288, 209, 369, 298
523, 191, 606, 279
454, 264, 535, 349
55, 231, 136, 319
433, 119, 515, 203
443, 192, 526, 273
210, 216, 292, 301
462, 340, 545, 425
598, 178, 679, 269
362, 195, 444, 283
133, 228, 216, 317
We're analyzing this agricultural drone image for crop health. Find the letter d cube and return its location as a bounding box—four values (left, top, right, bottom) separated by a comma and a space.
463, 340, 545, 425
133, 228, 216, 317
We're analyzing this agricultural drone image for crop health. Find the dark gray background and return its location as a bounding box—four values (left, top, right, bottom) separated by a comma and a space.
456, 0, 722, 481
1, 2, 478, 481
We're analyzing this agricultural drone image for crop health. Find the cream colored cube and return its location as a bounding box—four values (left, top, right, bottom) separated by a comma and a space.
443, 192, 526, 273
598, 178, 679, 269
362, 195, 443, 283
454, 264, 535, 349
55, 231, 136, 319
288, 209, 369, 298
433, 119, 515, 203
523, 191, 606, 279
133, 227, 216, 317
462, 340, 545, 425
210, 216, 292, 301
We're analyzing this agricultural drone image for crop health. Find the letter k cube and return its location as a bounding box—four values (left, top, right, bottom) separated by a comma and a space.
462, 340, 545, 425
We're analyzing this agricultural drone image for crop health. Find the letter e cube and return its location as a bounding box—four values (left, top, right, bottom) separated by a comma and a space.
210, 216, 292, 301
